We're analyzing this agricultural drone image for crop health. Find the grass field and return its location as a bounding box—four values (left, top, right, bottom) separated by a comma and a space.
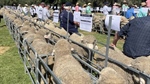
0, 18, 124, 84
0, 19, 31, 84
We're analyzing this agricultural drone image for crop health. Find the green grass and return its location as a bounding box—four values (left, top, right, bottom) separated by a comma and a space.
79, 30, 124, 50
0, 19, 31, 84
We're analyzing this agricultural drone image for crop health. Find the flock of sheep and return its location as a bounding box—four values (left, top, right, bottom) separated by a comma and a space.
0, 7, 150, 84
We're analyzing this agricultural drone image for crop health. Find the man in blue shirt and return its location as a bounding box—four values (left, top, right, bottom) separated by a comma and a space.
59, 2, 79, 35
111, 14, 150, 58
125, 4, 136, 19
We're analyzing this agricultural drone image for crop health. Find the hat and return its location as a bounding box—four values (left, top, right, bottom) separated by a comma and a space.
65, 2, 72, 6
76, 3, 79, 5
41, 2, 45, 5
31, 4, 34, 6
83, 4, 87, 7
25, 4, 28, 6
141, 2, 146, 7
88, 3, 91, 5
113, 3, 117, 6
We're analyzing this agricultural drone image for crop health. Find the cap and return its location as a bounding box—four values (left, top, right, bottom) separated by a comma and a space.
65, 2, 72, 6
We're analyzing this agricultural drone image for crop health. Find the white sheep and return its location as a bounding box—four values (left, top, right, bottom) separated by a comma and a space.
97, 67, 126, 84
53, 39, 92, 84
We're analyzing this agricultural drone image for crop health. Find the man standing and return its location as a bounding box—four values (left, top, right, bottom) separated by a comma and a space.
102, 2, 109, 15
43, 5, 51, 22
37, 2, 45, 21
86, 3, 92, 15
59, 2, 79, 35
30, 4, 36, 17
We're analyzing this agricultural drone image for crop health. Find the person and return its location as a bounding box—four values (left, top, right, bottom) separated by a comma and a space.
22, 4, 29, 15
82, 4, 87, 14
125, 4, 136, 19
17, 4, 22, 13
75, 2, 79, 12
137, 2, 148, 17
112, 3, 121, 15
121, 0, 129, 16
111, 12, 150, 58
30, 4, 36, 17
146, 0, 150, 8
86, 3, 92, 14
102, 2, 109, 15
37, 2, 45, 21
42, 4, 51, 22
59, 2, 79, 35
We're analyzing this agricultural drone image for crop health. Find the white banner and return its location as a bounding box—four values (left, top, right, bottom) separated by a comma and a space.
80, 14, 93, 32
53, 10, 59, 23
105, 15, 121, 31
73, 11, 81, 22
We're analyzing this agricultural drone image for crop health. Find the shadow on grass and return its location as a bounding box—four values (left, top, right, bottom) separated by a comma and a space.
0, 24, 6, 28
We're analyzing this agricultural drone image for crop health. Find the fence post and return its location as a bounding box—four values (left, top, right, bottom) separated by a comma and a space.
105, 16, 112, 67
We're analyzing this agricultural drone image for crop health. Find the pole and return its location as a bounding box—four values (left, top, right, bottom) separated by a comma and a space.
105, 16, 112, 67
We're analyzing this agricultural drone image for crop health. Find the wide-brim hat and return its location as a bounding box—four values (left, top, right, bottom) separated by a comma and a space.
25, 4, 28, 6
76, 2, 79, 5
88, 3, 91, 5
141, 2, 146, 6
113, 3, 117, 6
83, 4, 87, 7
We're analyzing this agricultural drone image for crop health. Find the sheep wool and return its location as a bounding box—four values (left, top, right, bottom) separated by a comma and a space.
53, 39, 92, 84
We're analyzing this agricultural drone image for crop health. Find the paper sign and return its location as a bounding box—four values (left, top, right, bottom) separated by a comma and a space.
105, 15, 121, 31
142, 8, 149, 14
122, 7, 128, 12
134, 8, 139, 13
73, 11, 81, 22
108, 7, 112, 12
100, 8, 103, 12
80, 14, 93, 32
53, 10, 59, 23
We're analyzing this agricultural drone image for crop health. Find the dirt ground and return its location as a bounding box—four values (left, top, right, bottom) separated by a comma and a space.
0, 46, 10, 55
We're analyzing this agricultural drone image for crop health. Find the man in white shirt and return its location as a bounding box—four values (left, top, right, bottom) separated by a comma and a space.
30, 4, 36, 17
43, 5, 51, 21
103, 2, 109, 15
23, 4, 29, 15
17, 4, 22, 13
37, 2, 45, 21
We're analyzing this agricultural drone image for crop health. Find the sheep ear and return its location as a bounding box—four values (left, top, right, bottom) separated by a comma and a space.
51, 49, 55, 56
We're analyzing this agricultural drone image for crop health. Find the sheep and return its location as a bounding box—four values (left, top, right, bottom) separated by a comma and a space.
70, 34, 98, 59
52, 39, 92, 84
96, 47, 136, 84
69, 33, 84, 43
131, 57, 150, 84
97, 67, 126, 84
97, 47, 133, 65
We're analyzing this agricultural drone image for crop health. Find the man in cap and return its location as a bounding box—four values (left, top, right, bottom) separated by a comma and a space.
59, 2, 79, 35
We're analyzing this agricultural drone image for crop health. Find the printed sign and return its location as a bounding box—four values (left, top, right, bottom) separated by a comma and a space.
73, 11, 81, 22
53, 10, 59, 23
80, 14, 93, 32
105, 15, 121, 31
